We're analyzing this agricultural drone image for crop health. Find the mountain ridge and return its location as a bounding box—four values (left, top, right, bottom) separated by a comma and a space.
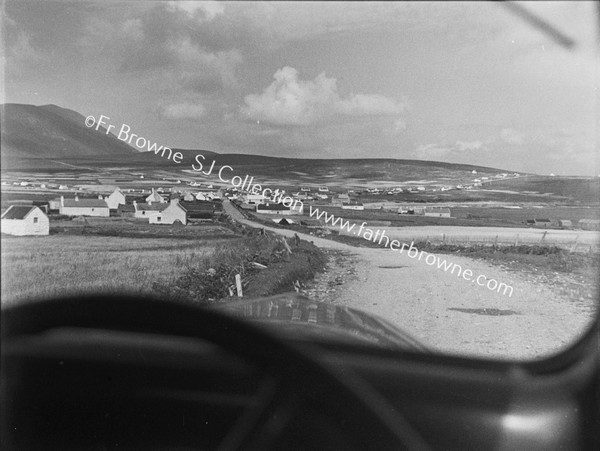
1, 103, 516, 176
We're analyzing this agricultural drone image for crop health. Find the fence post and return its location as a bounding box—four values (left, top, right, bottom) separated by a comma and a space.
514, 234, 519, 247
442, 233, 446, 243
541, 231, 547, 243
570, 235, 579, 253
235, 274, 243, 297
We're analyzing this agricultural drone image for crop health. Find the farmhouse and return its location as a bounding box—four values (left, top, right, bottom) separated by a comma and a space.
150, 199, 187, 225
104, 188, 126, 209
424, 207, 451, 218
256, 203, 292, 215
145, 189, 166, 204
59, 196, 109, 217
133, 201, 168, 220
1, 205, 49, 236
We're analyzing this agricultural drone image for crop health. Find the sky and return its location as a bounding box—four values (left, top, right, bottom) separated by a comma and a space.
2, 1, 599, 175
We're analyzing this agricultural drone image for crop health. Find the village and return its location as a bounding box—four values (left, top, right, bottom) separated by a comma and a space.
2, 170, 600, 239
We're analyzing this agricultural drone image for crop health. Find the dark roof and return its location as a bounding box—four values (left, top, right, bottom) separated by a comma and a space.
257, 203, 289, 211
135, 203, 168, 212
62, 198, 108, 208
180, 201, 215, 212
1, 205, 38, 220
117, 204, 136, 212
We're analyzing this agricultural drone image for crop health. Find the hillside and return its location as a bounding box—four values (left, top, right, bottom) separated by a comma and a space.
1, 103, 140, 170
1, 103, 514, 178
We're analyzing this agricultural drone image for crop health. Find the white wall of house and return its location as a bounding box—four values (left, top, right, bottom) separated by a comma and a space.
60, 206, 110, 217
1, 207, 49, 236
105, 190, 126, 209
150, 200, 187, 225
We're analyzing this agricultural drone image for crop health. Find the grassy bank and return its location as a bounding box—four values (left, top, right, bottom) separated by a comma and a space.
154, 230, 327, 304
1, 227, 327, 306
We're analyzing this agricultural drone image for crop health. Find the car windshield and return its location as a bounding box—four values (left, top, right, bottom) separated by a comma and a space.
1, 0, 598, 360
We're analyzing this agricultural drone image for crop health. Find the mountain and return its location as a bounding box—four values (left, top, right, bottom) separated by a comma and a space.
1, 103, 142, 170
1, 103, 508, 178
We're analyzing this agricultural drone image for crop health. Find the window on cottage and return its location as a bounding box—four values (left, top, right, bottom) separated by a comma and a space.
33, 217, 38, 223
157, 217, 161, 222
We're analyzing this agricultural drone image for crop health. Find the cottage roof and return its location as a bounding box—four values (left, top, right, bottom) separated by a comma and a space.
62, 198, 108, 208
579, 219, 600, 224
135, 203, 168, 212
1, 205, 39, 220
257, 203, 289, 211
179, 201, 214, 212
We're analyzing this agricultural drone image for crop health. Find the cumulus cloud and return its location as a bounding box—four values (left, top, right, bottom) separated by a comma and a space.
161, 103, 206, 120
168, 1, 224, 21
241, 67, 407, 126
455, 140, 483, 151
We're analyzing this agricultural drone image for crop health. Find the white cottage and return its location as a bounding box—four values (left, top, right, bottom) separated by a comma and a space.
105, 188, 126, 209
146, 189, 166, 204
149, 199, 187, 225
133, 201, 168, 221
1, 205, 49, 236
59, 196, 110, 217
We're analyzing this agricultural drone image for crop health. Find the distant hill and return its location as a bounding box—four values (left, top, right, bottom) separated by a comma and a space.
1, 103, 508, 179
1, 103, 142, 170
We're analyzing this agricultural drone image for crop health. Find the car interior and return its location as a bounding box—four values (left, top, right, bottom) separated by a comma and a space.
1, 293, 598, 450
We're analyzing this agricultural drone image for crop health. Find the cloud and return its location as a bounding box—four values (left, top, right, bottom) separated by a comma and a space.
167, 1, 224, 21
241, 67, 407, 126
455, 140, 483, 151
160, 102, 206, 120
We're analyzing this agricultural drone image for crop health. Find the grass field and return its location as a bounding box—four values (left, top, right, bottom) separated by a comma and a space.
1, 235, 226, 305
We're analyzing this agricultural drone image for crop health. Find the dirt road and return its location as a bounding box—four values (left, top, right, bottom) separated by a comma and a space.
223, 201, 596, 360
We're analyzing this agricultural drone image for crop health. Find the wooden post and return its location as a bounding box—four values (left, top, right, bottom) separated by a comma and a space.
235, 274, 243, 298
514, 234, 519, 247
570, 235, 579, 253
541, 231, 547, 243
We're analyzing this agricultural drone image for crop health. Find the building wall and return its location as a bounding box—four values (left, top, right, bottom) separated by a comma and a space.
60, 206, 110, 217
134, 210, 161, 220
1, 215, 49, 236
257, 208, 292, 215
106, 192, 126, 209
424, 212, 451, 218
150, 205, 187, 225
